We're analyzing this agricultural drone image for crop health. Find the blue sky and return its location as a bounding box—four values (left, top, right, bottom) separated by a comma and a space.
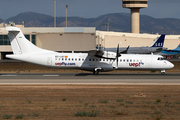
0, 0, 180, 20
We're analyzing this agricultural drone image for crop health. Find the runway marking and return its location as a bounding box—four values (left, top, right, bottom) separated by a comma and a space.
1, 75, 17, 76
43, 75, 59, 77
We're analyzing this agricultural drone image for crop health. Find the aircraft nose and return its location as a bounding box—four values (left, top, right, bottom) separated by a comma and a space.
170, 63, 174, 68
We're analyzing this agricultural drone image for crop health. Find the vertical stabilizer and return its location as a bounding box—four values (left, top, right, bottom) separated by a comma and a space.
150, 35, 165, 47
6, 27, 52, 54
174, 44, 180, 50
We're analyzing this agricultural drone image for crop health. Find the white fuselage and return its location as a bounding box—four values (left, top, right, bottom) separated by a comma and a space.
6, 52, 174, 72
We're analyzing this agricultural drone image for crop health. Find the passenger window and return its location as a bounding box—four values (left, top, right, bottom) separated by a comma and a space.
89, 59, 91, 61
133, 59, 135, 62
137, 60, 139, 62
79, 58, 81, 61
120, 59, 122, 62
65, 58, 67, 61
127, 59, 129, 62
130, 59, 132, 62
68, 58, 70, 61
123, 59, 125, 62
72, 58, 74, 61
82, 59, 84, 61
62, 58, 64, 61
93, 59, 95, 61
103, 59, 105, 61
75, 58, 77, 61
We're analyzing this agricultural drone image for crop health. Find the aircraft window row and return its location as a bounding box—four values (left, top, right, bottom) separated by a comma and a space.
56, 58, 85, 61
55, 57, 143, 63
119, 59, 142, 62
157, 57, 166, 60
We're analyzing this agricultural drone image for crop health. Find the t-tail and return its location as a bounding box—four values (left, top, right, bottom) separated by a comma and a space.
6, 27, 53, 54
150, 34, 165, 47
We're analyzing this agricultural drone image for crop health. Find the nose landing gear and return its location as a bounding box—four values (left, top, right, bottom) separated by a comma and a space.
161, 70, 165, 75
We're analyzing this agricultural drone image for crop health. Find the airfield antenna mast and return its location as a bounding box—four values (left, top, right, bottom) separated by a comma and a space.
54, 0, 56, 27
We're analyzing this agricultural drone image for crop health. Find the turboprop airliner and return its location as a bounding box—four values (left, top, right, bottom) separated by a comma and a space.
6, 27, 174, 75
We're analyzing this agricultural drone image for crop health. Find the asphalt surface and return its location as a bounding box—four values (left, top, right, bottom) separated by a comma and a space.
0, 73, 179, 84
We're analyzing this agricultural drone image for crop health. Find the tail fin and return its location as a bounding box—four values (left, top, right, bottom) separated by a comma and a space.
174, 44, 180, 50
150, 34, 165, 47
6, 27, 51, 54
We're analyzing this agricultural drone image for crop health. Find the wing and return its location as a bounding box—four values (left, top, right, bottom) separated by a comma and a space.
120, 46, 130, 54
88, 49, 117, 59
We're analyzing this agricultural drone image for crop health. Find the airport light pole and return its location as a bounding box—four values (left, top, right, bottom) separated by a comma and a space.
103, 22, 109, 31
66, 5, 68, 27
54, 0, 56, 27
103, 23, 107, 31
107, 22, 109, 31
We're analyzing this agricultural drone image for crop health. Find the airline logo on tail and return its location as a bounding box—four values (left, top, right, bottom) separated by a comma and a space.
175, 44, 180, 50
151, 34, 165, 47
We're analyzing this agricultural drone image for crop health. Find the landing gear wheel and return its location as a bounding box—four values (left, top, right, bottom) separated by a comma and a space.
161, 72, 165, 75
161, 70, 165, 75
93, 70, 99, 75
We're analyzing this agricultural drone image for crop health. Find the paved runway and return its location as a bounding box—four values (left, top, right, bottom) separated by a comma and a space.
0, 73, 179, 84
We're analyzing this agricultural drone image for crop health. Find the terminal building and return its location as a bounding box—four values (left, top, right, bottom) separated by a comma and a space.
0, 23, 96, 60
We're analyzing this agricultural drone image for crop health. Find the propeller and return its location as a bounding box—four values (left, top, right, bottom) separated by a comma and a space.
116, 44, 121, 68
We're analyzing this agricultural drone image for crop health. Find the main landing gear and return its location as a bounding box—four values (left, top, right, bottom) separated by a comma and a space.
93, 68, 101, 75
161, 70, 165, 75
93, 70, 99, 75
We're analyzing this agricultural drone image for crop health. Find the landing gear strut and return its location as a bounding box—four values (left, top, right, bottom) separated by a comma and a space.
93, 70, 99, 75
93, 68, 101, 75
161, 70, 165, 75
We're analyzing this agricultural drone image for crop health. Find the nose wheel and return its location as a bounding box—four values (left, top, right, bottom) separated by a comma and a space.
161, 70, 165, 75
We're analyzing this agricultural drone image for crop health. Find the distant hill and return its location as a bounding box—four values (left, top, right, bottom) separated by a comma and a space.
0, 18, 4, 23
2, 12, 180, 35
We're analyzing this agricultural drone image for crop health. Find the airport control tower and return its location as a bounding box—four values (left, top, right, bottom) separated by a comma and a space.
122, 0, 148, 33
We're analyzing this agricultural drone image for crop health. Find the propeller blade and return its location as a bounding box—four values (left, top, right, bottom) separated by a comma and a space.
116, 44, 119, 68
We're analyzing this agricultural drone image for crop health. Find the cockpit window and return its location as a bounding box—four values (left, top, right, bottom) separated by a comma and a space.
157, 57, 166, 60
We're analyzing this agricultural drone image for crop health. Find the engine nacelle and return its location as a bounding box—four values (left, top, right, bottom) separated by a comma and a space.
102, 51, 116, 59
101, 64, 115, 72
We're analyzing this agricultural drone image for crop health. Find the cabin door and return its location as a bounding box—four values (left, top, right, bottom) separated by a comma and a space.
47, 57, 52, 65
